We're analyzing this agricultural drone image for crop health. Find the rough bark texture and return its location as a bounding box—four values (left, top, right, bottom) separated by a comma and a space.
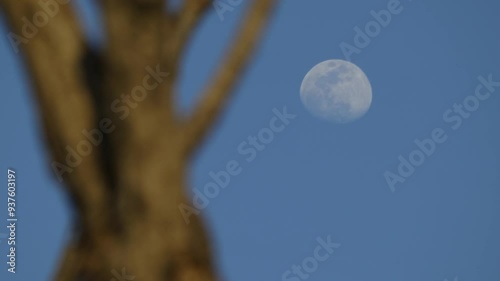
0, 1, 277, 280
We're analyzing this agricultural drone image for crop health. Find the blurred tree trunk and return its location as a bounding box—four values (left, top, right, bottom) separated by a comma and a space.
0, 0, 277, 280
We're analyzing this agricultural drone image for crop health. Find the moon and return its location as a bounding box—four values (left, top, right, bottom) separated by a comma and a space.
300, 59, 372, 124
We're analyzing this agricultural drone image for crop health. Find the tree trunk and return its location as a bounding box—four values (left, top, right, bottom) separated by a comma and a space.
0, 0, 278, 280
73, 168, 218, 281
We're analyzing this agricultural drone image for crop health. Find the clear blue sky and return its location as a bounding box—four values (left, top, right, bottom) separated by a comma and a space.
1, 0, 500, 280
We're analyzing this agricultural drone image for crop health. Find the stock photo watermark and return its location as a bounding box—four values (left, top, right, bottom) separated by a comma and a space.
7, 0, 72, 53
281, 235, 341, 281
51, 65, 169, 182
6, 168, 17, 273
178, 106, 297, 224
110, 267, 135, 281
384, 74, 500, 192
339, 0, 407, 61
213, 0, 242, 21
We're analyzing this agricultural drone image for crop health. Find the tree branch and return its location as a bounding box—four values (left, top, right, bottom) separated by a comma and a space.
181, 0, 278, 156
170, 0, 212, 57
100, 0, 175, 104
0, 0, 110, 234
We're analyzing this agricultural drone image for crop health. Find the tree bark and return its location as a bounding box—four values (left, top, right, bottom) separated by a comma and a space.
0, 0, 278, 280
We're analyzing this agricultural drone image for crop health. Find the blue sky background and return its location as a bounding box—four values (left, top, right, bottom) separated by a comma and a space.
1, 0, 500, 280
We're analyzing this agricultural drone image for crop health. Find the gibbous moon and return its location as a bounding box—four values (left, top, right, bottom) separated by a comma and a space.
300, 59, 372, 124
